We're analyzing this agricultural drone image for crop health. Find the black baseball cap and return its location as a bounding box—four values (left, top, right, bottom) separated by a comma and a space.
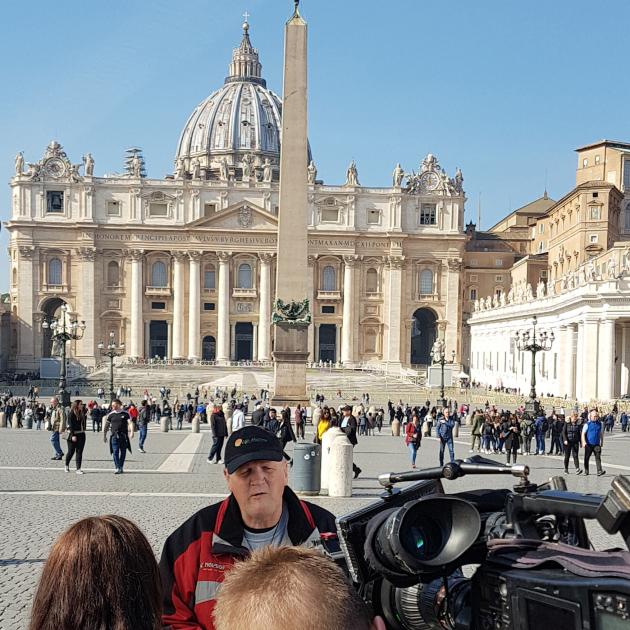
223, 426, 289, 474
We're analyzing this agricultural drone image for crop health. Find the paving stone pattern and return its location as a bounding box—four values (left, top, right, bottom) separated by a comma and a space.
0, 421, 628, 629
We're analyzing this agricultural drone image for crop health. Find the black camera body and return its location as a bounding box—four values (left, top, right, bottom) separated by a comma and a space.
333, 458, 630, 630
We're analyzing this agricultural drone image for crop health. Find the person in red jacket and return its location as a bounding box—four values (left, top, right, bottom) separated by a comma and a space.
404, 414, 422, 468
159, 426, 336, 630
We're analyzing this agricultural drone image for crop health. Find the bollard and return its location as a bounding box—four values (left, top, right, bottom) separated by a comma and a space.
192, 415, 200, 434
291, 443, 321, 495
160, 416, 170, 433
24, 414, 33, 430
12, 412, 19, 429
320, 427, 348, 493
0, 411, 6, 428
328, 440, 353, 498
453, 422, 460, 438
391, 418, 401, 437
312, 406, 322, 427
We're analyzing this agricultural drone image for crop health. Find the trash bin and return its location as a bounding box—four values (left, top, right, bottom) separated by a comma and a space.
24, 414, 33, 430
290, 442, 321, 495
160, 416, 170, 433
0, 411, 6, 428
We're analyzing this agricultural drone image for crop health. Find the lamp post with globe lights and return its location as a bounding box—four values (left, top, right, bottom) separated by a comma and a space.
98, 331, 125, 402
431, 338, 456, 408
514, 315, 554, 415
41, 303, 86, 408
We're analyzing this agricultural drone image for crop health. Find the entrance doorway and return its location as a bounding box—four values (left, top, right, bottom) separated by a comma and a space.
318, 324, 336, 362
411, 308, 437, 365
202, 335, 216, 361
149, 321, 168, 359
235, 322, 253, 360
41, 297, 67, 358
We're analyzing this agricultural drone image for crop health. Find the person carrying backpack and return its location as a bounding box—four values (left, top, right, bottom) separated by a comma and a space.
534, 413, 548, 455
581, 410, 605, 476
103, 399, 134, 474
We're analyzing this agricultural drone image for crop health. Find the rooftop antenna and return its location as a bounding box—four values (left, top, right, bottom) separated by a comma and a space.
544, 167, 548, 199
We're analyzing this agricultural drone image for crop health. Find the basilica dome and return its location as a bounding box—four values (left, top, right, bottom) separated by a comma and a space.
174, 21, 285, 180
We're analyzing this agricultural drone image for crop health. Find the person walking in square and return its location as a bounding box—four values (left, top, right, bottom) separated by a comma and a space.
405, 414, 422, 468
46, 397, 66, 460
294, 404, 305, 440
562, 412, 583, 475
582, 410, 605, 476
65, 400, 87, 474
137, 399, 150, 453
103, 399, 133, 474
207, 405, 227, 464
437, 408, 456, 466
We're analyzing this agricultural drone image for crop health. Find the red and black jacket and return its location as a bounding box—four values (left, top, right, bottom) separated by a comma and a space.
159, 486, 337, 630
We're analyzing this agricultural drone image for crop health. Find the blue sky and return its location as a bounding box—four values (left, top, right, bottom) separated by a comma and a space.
1, 0, 629, 292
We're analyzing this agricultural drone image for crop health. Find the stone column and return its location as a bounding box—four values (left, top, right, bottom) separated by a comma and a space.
171, 252, 186, 359
580, 319, 599, 401
445, 259, 462, 360
252, 324, 259, 361
335, 324, 341, 363
167, 321, 173, 359
314, 323, 320, 362
258, 253, 273, 361
598, 318, 615, 400
307, 256, 316, 361
557, 325, 568, 397
230, 322, 236, 361
383, 256, 404, 369
272, 4, 310, 405
621, 324, 630, 397
564, 324, 577, 399
129, 250, 144, 358
341, 255, 357, 364
75, 248, 96, 365
216, 252, 230, 362
144, 321, 150, 358
187, 251, 201, 360
16, 246, 35, 368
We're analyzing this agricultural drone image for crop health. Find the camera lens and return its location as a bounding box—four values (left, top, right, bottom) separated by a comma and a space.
400, 517, 443, 561
365, 497, 481, 581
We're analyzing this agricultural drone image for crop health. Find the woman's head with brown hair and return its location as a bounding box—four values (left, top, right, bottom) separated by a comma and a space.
29, 515, 162, 630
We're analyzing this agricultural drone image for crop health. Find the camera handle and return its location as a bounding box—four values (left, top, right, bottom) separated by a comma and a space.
378, 455, 530, 493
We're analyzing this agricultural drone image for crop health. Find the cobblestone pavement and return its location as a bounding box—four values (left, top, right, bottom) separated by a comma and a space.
0, 422, 628, 629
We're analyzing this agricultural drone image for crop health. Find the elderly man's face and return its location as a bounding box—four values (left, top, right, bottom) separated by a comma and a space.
224, 460, 288, 528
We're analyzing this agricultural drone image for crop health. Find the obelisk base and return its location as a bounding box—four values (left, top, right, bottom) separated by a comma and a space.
271, 322, 309, 407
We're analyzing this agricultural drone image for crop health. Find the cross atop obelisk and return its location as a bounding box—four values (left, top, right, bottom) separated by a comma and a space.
271, 1, 310, 406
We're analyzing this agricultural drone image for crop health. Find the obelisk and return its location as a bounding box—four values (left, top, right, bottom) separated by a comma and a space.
272, 0, 310, 406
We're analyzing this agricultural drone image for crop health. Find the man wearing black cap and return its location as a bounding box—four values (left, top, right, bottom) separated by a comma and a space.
159, 425, 336, 630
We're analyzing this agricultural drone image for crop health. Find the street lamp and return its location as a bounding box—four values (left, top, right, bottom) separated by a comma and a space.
98, 331, 125, 402
41, 303, 86, 408
514, 315, 554, 415
431, 338, 455, 408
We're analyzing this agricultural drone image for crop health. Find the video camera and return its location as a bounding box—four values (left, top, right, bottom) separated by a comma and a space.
332, 456, 630, 630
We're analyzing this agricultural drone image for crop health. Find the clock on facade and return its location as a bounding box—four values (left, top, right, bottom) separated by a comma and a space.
420, 171, 440, 192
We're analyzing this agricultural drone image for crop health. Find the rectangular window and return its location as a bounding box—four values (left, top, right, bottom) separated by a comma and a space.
539, 223, 544, 234
149, 202, 168, 217
583, 158, 588, 168
204, 203, 217, 216
589, 206, 601, 220
204, 270, 216, 289
470, 259, 478, 266
495, 275, 503, 282
469, 274, 478, 282
107, 201, 121, 216
203, 302, 216, 311
470, 288, 477, 300
595, 155, 601, 165
541, 269, 548, 279
495, 288, 502, 298
151, 301, 166, 310
419, 203, 437, 225
321, 305, 335, 314
495, 258, 503, 267
46, 191, 64, 213
321, 208, 339, 222
367, 209, 380, 224
589, 234, 598, 243
624, 159, 630, 192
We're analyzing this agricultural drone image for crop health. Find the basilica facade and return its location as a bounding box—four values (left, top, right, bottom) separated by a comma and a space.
4, 22, 466, 373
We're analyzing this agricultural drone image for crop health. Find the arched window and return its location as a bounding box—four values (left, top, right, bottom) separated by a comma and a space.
151, 261, 167, 287
48, 258, 62, 285
419, 269, 433, 295
237, 263, 252, 289
322, 265, 336, 291
366, 268, 378, 293
107, 261, 120, 287
204, 264, 216, 289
